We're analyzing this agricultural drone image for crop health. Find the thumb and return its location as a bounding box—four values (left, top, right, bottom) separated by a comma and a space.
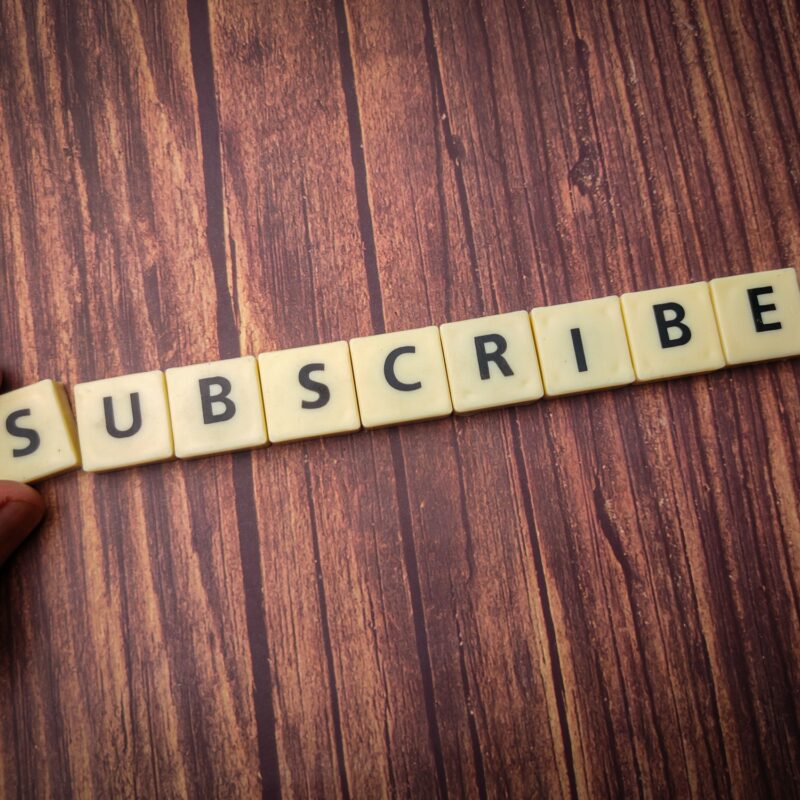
0, 369, 46, 565
0, 481, 45, 567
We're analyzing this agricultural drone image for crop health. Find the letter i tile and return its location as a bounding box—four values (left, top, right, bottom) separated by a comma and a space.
531, 297, 634, 396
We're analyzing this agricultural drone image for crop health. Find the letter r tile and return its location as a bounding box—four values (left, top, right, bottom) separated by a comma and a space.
74, 370, 173, 472
349, 326, 452, 428
620, 282, 725, 381
440, 311, 543, 413
165, 356, 268, 459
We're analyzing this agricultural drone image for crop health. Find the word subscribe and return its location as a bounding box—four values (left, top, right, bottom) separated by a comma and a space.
2, 269, 799, 484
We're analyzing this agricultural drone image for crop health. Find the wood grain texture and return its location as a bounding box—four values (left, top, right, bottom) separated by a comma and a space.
1, 0, 798, 796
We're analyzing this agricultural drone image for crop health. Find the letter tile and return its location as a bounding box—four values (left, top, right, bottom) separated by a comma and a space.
349, 326, 452, 428
74, 371, 173, 472
709, 268, 800, 365
620, 282, 725, 381
166, 356, 267, 458
258, 341, 361, 443
0, 380, 81, 483
440, 311, 543, 412
531, 296, 635, 396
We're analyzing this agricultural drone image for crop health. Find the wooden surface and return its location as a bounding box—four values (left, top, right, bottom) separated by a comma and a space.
1, 0, 799, 796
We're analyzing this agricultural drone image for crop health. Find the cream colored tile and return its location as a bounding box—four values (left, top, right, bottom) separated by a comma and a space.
258, 341, 361, 443
349, 326, 452, 428
710, 268, 800, 365
531, 296, 635, 396
166, 356, 267, 459
74, 371, 173, 472
440, 311, 543, 412
620, 282, 725, 381
0, 380, 81, 483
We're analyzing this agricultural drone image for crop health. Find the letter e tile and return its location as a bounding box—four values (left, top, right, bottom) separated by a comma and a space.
709, 268, 800, 365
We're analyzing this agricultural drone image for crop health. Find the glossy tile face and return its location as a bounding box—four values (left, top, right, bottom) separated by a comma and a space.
74, 371, 173, 472
166, 356, 267, 459
440, 311, 543, 412
531, 296, 635, 396
620, 282, 725, 381
259, 341, 361, 443
710, 268, 800, 365
0, 380, 81, 483
349, 326, 453, 428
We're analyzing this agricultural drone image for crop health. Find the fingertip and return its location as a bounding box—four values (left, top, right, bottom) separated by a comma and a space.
0, 480, 45, 513
0, 481, 46, 567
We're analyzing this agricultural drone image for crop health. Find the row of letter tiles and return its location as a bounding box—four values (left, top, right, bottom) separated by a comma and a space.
1, 269, 799, 482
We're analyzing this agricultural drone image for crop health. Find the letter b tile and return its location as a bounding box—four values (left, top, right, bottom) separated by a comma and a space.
74, 371, 173, 472
620, 282, 725, 381
0, 380, 81, 483
349, 326, 452, 428
166, 356, 267, 459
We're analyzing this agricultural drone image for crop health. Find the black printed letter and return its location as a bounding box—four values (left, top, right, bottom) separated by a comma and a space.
474, 334, 513, 380
747, 286, 782, 333
570, 328, 588, 372
199, 377, 236, 423
384, 346, 422, 391
5, 409, 40, 457
103, 393, 143, 438
299, 363, 330, 409
653, 302, 692, 348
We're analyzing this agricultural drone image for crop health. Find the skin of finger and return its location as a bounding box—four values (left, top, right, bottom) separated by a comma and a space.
1, 371, 47, 564
0, 482, 46, 566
